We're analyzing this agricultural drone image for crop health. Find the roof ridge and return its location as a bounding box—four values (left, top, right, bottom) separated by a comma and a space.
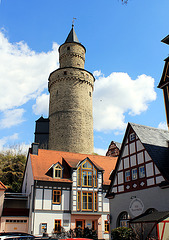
129, 122, 169, 133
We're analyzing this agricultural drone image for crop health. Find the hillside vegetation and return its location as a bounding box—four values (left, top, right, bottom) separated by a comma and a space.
0, 150, 27, 192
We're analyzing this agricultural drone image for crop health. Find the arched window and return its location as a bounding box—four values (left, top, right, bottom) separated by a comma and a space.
77, 160, 97, 187
117, 211, 130, 227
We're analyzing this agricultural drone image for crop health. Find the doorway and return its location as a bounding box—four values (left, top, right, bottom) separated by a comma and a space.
76, 220, 85, 229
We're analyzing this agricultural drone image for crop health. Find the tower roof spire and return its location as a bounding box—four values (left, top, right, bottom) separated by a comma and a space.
65, 20, 79, 43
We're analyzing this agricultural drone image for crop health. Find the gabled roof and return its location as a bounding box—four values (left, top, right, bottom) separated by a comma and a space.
65, 26, 79, 43
30, 149, 117, 185
106, 122, 169, 197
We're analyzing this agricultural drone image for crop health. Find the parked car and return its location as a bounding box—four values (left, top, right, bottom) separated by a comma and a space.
0, 232, 34, 240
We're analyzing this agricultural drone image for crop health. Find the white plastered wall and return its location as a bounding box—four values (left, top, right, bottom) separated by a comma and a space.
33, 212, 71, 236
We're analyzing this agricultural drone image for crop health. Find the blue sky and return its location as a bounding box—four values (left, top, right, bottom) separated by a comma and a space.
0, 0, 168, 155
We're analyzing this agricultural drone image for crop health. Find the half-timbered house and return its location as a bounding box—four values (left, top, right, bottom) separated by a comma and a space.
106, 122, 169, 229
22, 144, 117, 239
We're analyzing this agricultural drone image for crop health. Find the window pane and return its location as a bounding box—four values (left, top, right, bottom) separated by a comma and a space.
55, 220, 61, 232
53, 190, 61, 204
139, 166, 145, 178
88, 172, 92, 186
125, 170, 130, 182
55, 168, 61, 178
83, 193, 87, 209
132, 168, 137, 180
83, 172, 87, 185
82, 161, 92, 169
88, 194, 92, 210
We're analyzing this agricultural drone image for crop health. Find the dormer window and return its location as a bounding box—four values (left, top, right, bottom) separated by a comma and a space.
54, 164, 62, 178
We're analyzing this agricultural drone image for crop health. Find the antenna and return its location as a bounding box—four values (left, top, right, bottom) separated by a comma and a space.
72, 17, 77, 27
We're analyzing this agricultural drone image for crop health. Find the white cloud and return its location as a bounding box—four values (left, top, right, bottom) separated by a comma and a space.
32, 93, 49, 116
93, 72, 156, 131
0, 30, 157, 136
0, 108, 25, 128
93, 70, 103, 78
0, 133, 19, 151
94, 147, 107, 156
158, 121, 168, 130
0, 133, 30, 154
0, 30, 59, 112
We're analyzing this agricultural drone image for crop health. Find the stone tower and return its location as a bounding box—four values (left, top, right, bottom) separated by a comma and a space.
48, 26, 95, 154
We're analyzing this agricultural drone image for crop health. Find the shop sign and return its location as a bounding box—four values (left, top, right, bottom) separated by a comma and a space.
129, 198, 144, 217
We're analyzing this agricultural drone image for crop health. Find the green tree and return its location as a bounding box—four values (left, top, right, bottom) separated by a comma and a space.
0, 149, 26, 192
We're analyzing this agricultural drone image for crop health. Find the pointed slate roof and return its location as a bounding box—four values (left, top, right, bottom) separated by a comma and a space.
65, 26, 79, 43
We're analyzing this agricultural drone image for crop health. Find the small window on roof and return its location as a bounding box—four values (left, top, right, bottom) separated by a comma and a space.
130, 133, 135, 141
54, 164, 62, 178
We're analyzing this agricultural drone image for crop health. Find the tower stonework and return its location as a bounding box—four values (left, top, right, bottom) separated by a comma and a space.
48, 26, 95, 154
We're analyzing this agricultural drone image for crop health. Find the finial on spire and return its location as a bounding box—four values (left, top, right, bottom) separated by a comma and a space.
72, 17, 77, 28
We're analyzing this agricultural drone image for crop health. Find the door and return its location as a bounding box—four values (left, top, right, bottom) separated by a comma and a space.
76, 220, 85, 229
76, 220, 85, 237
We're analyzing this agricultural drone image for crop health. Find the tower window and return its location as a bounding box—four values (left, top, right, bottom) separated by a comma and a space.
64, 71, 67, 75
89, 92, 91, 97
67, 46, 70, 50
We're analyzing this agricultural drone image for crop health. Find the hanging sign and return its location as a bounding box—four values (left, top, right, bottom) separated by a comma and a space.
129, 198, 144, 217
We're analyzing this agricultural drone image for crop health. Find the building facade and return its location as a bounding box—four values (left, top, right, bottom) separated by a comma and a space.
22, 145, 117, 238
106, 122, 169, 231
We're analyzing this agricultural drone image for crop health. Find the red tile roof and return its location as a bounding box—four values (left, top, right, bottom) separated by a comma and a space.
30, 149, 117, 185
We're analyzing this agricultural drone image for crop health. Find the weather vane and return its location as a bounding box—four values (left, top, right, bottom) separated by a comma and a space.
72, 17, 77, 27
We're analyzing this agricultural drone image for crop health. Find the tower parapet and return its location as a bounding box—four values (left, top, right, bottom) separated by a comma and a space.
48, 26, 95, 154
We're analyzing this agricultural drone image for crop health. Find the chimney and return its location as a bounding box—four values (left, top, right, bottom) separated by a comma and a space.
31, 143, 39, 155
